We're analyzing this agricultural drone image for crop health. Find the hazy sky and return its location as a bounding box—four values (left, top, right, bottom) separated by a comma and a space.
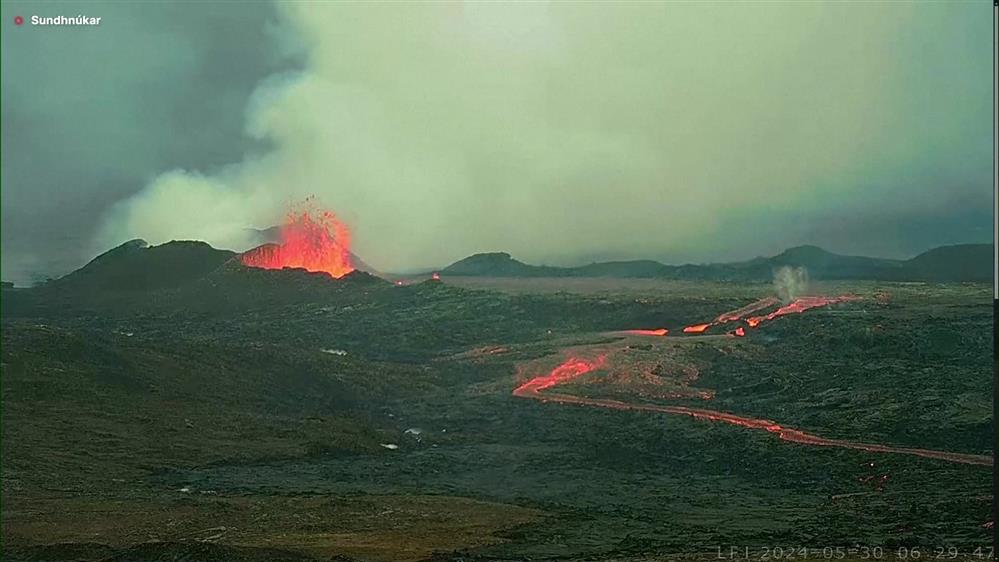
1, 1, 993, 284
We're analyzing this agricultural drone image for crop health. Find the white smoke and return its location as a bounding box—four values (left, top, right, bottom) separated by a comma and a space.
93, 3, 945, 272
773, 266, 809, 303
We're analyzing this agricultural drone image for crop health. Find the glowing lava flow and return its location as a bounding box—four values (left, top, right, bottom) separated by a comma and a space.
715, 296, 780, 323
745, 295, 860, 328
513, 355, 607, 397
663, 295, 860, 335
623, 328, 669, 336
513, 356, 992, 467
513, 295, 990, 466
242, 207, 354, 278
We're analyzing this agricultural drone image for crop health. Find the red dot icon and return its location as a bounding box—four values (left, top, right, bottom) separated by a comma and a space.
14, 16, 24, 25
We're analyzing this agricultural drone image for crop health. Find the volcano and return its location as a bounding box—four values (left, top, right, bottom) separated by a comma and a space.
242, 207, 355, 278
244, 225, 380, 276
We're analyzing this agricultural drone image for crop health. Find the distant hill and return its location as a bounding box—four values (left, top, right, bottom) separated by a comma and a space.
47, 239, 236, 292
442, 253, 678, 278
728, 245, 903, 280
5, 239, 392, 318
441, 252, 562, 277
572, 260, 674, 278
900, 244, 993, 282
27, 240, 998, 302
441, 244, 993, 283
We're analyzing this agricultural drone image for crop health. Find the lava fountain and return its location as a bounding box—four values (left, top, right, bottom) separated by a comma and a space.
242, 206, 354, 278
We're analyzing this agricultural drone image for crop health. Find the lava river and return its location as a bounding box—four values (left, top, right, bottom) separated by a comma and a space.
512, 298, 993, 467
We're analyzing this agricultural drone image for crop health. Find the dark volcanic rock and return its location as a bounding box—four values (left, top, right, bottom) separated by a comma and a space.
900, 243, 993, 282
442, 252, 560, 277
47, 240, 236, 292
438, 244, 992, 282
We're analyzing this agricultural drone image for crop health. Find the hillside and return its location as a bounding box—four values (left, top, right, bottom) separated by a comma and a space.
46, 239, 236, 292
728, 245, 903, 280
900, 244, 993, 282
440, 244, 993, 282
441, 252, 562, 277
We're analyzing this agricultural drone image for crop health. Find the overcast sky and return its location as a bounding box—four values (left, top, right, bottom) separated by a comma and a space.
1, 1, 993, 284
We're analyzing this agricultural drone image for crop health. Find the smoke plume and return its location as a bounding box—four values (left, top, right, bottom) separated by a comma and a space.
773, 266, 809, 304
90, 3, 992, 274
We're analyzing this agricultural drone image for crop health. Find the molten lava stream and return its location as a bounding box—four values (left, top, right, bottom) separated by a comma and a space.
622, 328, 668, 336
714, 296, 780, 323
513, 357, 992, 467
682, 323, 711, 334
745, 295, 860, 328
512, 355, 607, 397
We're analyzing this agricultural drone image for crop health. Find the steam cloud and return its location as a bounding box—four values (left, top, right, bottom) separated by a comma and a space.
773, 266, 809, 304
92, 3, 992, 274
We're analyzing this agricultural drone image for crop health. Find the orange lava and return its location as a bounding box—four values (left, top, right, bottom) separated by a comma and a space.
745, 295, 860, 328
623, 328, 669, 336
625, 295, 856, 338
512, 355, 607, 397
715, 297, 780, 323
514, 359, 991, 466
242, 205, 354, 278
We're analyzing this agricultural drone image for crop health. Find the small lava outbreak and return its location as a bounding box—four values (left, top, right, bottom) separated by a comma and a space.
513, 355, 607, 397
242, 204, 354, 278
714, 296, 779, 323
623, 328, 669, 336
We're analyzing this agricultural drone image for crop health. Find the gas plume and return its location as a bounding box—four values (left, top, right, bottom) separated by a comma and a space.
773, 266, 809, 303
89, 3, 992, 274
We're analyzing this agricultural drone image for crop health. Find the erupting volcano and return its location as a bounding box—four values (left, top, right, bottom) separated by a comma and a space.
242, 204, 354, 278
